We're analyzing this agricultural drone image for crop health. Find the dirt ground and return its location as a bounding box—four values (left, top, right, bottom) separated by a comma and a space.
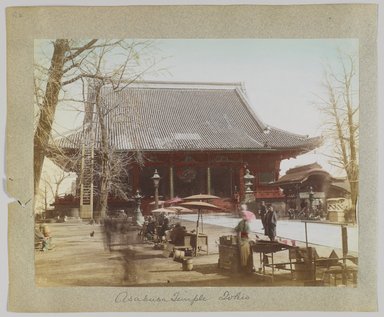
35, 220, 357, 287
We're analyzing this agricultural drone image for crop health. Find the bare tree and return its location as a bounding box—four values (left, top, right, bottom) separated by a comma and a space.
83, 40, 159, 218
317, 52, 359, 221
34, 39, 70, 198
34, 39, 163, 215
35, 165, 74, 215
43, 169, 73, 199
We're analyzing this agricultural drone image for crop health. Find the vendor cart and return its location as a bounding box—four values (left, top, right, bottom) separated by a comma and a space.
252, 240, 297, 282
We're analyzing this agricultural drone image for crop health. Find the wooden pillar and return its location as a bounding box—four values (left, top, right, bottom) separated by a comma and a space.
341, 225, 348, 285
132, 164, 140, 192
169, 166, 174, 198
296, 183, 301, 211
239, 164, 245, 201
207, 167, 211, 194
285, 195, 288, 213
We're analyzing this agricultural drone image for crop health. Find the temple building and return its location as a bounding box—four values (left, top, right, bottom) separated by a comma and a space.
48, 81, 322, 218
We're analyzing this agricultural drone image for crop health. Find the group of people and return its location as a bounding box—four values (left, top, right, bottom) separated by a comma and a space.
140, 215, 190, 249
141, 214, 171, 242
234, 202, 278, 273
34, 224, 54, 252
287, 199, 325, 220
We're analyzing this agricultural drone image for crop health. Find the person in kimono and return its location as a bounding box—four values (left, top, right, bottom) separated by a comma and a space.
234, 205, 255, 273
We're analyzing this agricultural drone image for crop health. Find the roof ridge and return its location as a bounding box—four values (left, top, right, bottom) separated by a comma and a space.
233, 87, 266, 132
267, 123, 317, 140
286, 162, 324, 174
102, 80, 243, 90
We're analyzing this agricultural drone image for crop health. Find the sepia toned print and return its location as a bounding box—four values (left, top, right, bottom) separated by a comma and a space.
6, 4, 378, 312
34, 39, 358, 288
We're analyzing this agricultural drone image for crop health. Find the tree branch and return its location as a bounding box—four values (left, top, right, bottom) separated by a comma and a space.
63, 39, 98, 63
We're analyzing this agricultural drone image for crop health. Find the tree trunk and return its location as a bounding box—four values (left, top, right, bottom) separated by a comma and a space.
94, 83, 109, 219
345, 71, 359, 221
98, 159, 109, 219
34, 39, 68, 197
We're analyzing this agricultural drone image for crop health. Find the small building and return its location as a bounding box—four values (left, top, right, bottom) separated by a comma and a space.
272, 162, 351, 221
48, 81, 321, 218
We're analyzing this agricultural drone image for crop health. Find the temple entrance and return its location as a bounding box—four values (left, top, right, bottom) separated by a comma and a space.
211, 167, 234, 198
174, 166, 207, 198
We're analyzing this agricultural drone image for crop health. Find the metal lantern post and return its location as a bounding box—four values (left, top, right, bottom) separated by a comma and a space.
308, 186, 314, 214
151, 169, 161, 209
233, 185, 240, 215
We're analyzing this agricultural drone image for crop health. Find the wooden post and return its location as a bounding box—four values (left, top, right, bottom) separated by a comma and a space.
80, 143, 84, 208
169, 166, 174, 199
195, 211, 200, 256
307, 247, 316, 282
207, 167, 211, 194
239, 164, 245, 201
44, 183, 47, 212
341, 225, 348, 257
341, 225, 348, 285
296, 183, 301, 213
132, 164, 140, 192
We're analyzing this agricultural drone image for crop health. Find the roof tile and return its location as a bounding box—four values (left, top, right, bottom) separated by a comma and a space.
53, 82, 321, 152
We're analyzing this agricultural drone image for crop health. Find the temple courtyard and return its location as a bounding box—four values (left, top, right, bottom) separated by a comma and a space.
35, 218, 358, 287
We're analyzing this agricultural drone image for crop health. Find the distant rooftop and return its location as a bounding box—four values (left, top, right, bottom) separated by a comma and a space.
52, 81, 322, 152
273, 163, 332, 186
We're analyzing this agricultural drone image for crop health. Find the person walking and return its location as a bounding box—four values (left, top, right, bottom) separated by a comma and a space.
258, 201, 267, 235
265, 204, 277, 241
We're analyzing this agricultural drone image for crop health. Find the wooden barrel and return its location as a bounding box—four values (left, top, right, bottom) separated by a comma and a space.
182, 258, 193, 271
294, 262, 314, 280
173, 249, 185, 262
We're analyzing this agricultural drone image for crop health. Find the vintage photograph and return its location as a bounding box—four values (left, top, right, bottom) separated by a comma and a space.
33, 38, 359, 288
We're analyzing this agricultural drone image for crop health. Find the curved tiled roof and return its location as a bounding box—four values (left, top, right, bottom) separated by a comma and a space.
53, 82, 322, 152
273, 163, 331, 186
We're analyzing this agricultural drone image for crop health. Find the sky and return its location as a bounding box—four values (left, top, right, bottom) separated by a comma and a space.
143, 39, 358, 176
35, 38, 358, 177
